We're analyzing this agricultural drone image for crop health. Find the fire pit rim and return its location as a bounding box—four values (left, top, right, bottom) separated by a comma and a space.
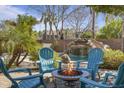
52, 70, 90, 81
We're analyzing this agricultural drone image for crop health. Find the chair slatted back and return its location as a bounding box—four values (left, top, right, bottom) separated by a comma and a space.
39, 48, 53, 60
114, 63, 124, 88
88, 48, 103, 71
87, 48, 103, 80
39, 48, 54, 72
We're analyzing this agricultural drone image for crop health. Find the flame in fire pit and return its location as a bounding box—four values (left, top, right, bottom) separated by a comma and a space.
59, 62, 82, 76
67, 62, 73, 74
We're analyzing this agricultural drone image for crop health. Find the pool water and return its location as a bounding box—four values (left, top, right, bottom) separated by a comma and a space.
58, 52, 88, 62
69, 54, 88, 61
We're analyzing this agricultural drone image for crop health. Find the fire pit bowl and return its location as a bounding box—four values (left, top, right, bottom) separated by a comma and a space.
52, 70, 85, 81
52, 70, 90, 87
58, 69, 83, 76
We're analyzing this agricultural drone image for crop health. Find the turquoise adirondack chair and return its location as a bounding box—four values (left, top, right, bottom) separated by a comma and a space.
0, 58, 45, 88
80, 63, 124, 88
38, 47, 57, 75
78, 48, 104, 80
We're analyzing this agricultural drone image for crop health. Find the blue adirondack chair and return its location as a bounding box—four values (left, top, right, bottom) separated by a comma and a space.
0, 58, 45, 88
78, 48, 104, 80
38, 47, 57, 75
80, 63, 124, 88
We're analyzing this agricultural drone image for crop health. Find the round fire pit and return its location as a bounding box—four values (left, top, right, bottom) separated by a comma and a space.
52, 70, 90, 87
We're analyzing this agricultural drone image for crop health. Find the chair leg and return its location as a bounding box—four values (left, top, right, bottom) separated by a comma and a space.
97, 72, 101, 80
52, 77, 57, 88
40, 76, 47, 88
80, 82, 86, 88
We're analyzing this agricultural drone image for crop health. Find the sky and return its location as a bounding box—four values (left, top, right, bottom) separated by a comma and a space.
0, 5, 105, 31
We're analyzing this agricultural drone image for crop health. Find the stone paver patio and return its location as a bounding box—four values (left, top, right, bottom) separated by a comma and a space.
0, 69, 117, 88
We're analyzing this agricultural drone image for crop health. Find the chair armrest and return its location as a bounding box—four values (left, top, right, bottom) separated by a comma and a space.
76, 61, 81, 68
13, 74, 43, 80
96, 61, 103, 65
78, 68, 92, 73
36, 61, 40, 66
102, 72, 117, 84
8, 68, 32, 75
80, 77, 110, 88
77, 60, 87, 63
36, 60, 40, 63
76, 60, 88, 68
58, 61, 62, 69
100, 61, 103, 64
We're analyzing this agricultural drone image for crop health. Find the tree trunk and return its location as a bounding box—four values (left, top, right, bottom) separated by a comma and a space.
0, 42, 3, 56
54, 24, 59, 40
49, 22, 54, 40
60, 6, 64, 40
7, 52, 18, 69
60, 19, 64, 40
92, 10, 95, 39
44, 22, 47, 40
17, 52, 28, 65
121, 16, 124, 52
51, 23, 55, 40
7, 46, 21, 68
15, 52, 21, 66
61, 19, 64, 32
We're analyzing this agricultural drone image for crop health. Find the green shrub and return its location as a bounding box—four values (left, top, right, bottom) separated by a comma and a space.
29, 45, 42, 62
30, 51, 39, 61
80, 31, 92, 39
53, 52, 61, 68
100, 49, 124, 70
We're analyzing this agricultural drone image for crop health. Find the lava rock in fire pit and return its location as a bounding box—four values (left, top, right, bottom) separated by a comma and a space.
58, 70, 83, 76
